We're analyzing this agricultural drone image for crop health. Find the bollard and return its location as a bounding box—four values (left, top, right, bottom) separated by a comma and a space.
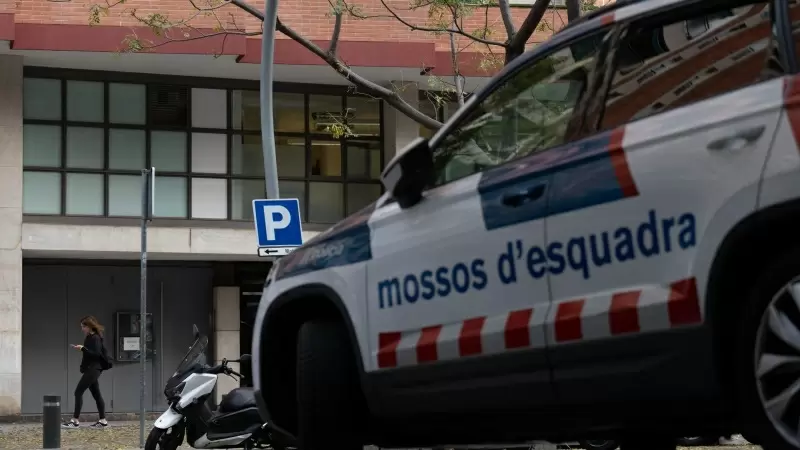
42, 395, 61, 449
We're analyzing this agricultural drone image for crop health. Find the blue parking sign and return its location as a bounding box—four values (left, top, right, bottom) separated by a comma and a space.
252, 198, 304, 248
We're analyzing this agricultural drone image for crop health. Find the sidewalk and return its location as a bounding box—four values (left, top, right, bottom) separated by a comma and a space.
0, 420, 189, 450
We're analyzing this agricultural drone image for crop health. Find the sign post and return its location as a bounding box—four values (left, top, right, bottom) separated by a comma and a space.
139, 167, 155, 448
252, 198, 304, 257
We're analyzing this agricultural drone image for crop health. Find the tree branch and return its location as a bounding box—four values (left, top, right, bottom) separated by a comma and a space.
507, 0, 550, 62
368, 0, 506, 47
448, 23, 465, 107
329, 10, 343, 55
275, 18, 442, 129
497, 0, 516, 41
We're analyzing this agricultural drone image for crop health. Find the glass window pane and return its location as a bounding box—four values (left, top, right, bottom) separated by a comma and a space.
275, 93, 305, 133
231, 135, 264, 177
66, 127, 104, 169
346, 140, 381, 179
24, 78, 61, 120
309, 182, 343, 223
192, 88, 226, 129
347, 96, 380, 137
309, 95, 344, 136
310, 141, 341, 177
67, 81, 104, 123
152, 131, 187, 172
23, 124, 61, 167
347, 183, 381, 215
23, 171, 61, 214
231, 178, 264, 221
276, 137, 305, 177
110, 83, 146, 125
154, 176, 187, 218
231, 90, 260, 131
191, 133, 226, 174
109, 175, 142, 217
191, 178, 227, 219
109, 129, 145, 170
279, 180, 306, 219
66, 173, 103, 216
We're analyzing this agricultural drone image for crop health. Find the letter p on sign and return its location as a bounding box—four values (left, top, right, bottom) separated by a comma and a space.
252, 199, 304, 249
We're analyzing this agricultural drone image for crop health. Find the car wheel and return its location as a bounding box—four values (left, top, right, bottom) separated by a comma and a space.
737, 248, 800, 450
579, 439, 619, 450
676, 436, 717, 446
296, 319, 363, 450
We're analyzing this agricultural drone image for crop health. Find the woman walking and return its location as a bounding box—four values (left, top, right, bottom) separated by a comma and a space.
63, 316, 109, 429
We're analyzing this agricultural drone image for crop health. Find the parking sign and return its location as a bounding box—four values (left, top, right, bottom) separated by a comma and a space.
252, 199, 304, 256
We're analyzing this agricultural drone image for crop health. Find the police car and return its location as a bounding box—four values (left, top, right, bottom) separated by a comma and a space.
252, 0, 800, 449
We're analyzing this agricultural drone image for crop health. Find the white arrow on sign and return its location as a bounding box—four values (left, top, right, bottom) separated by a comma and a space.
258, 247, 296, 257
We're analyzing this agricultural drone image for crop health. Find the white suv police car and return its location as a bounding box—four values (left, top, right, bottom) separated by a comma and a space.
252, 0, 800, 449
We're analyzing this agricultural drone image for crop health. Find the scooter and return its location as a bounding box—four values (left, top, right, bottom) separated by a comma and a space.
146, 325, 294, 450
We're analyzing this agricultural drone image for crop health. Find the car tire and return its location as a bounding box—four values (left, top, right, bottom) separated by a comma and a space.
579, 439, 619, 450
735, 247, 800, 450
296, 319, 363, 450
676, 436, 717, 446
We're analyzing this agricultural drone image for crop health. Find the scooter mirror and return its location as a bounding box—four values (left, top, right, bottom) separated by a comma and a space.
192, 324, 200, 339
239, 354, 252, 363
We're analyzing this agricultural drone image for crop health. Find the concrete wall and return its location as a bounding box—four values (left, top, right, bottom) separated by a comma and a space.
21, 263, 213, 415
383, 82, 420, 162
213, 286, 240, 403
0, 54, 23, 416
21, 223, 321, 261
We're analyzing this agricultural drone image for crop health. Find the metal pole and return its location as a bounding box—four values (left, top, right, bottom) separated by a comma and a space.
42, 395, 60, 449
260, 0, 280, 199
139, 168, 151, 447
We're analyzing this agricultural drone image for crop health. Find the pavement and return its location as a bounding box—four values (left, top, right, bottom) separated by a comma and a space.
0, 421, 765, 450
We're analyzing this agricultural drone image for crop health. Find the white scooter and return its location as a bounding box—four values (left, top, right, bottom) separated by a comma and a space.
146, 325, 295, 450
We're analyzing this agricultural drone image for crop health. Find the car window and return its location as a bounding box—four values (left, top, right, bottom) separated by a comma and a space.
599, 1, 776, 131
429, 31, 609, 188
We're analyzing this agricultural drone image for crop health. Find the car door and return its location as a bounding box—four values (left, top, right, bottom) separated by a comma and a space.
364, 26, 614, 418
543, 0, 786, 406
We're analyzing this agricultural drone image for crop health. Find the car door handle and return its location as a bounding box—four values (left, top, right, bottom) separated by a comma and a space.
501, 184, 546, 207
707, 125, 766, 151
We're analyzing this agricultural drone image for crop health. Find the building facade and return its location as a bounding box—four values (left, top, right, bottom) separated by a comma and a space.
0, 0, 570, 415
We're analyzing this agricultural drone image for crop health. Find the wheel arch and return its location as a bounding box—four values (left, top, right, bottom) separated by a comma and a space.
706, 197, 800, 394
255, 283, 368, 435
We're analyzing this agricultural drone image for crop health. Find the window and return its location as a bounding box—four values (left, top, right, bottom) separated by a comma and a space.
228, 93, 384, 223
22, 80, 225, 218
23, 75, 386, 223
599, 1, 775, 131
430, 32, 606, 186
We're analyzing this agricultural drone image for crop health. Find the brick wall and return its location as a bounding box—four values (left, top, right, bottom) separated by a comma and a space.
13, 0, 569, 52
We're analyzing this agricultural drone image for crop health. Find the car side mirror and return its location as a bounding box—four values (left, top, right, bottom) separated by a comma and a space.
381, 137, 434, 209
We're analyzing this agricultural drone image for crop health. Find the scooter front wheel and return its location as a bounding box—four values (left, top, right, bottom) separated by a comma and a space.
145, 425, 185, 450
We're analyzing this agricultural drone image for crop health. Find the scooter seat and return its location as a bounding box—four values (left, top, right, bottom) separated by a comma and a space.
218, 387, 258, 413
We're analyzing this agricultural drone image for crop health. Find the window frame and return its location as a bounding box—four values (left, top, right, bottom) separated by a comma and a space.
423, 23, 615, 189
21, 67, 386, 225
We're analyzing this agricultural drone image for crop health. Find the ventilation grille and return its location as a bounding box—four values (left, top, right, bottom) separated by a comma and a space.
148, 84, 189, 127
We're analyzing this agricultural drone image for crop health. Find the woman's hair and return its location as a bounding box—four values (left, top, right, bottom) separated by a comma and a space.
80, 316, 105, 334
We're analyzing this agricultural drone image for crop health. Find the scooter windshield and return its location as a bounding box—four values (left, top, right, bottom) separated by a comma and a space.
171, 334, 209, 380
